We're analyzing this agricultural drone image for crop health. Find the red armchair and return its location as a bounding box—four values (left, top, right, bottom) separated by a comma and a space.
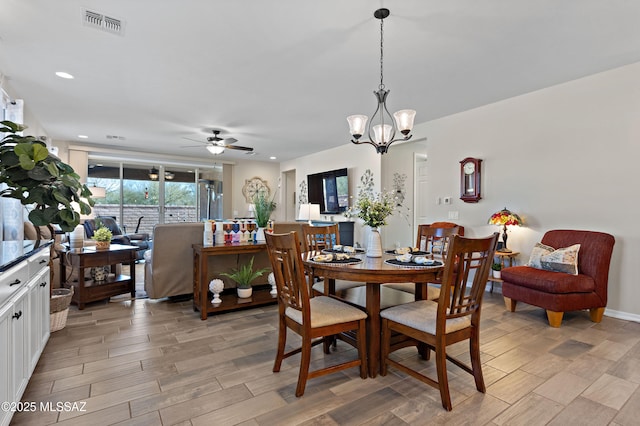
501, 229, 615, 327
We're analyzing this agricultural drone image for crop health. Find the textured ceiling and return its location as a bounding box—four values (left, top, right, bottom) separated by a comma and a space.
1, 0, 640, 164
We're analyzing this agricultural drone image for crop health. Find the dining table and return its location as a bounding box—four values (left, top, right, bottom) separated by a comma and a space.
302, 250, 444, 377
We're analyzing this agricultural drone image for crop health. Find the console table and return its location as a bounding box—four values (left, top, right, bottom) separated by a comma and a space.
193, 242, 276, 320
58, 244, 137, 309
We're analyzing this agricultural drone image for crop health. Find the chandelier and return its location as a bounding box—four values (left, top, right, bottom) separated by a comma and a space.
347, 8, 416, 155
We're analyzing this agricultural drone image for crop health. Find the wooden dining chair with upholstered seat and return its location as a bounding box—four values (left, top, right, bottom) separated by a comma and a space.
301, 223, 363, 296
380, 233, 499, 411
384, 224, 461, 298
265, 231, 368, 397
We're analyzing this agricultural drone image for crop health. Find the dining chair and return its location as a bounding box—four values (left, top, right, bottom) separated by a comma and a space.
380, 233, 499, 411
301, 223, 364, 296
384, 223, 461, 298
265, 232, 368, 397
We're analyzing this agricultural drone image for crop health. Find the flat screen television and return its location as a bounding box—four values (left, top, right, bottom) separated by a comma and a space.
307, 168, 349, 214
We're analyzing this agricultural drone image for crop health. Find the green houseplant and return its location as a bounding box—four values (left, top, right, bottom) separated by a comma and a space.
491, 262, 502, 278
0, 120, 94, 242
91, 226, 113, 250
220, 256, 270, 298
252, 191, 276, 242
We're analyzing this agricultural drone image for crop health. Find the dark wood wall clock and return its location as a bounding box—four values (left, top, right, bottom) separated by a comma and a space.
460, 157, 482, 203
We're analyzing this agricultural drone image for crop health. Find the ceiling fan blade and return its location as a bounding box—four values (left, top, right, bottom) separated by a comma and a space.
222, 137, 238, 144
225, 145, 253, 152
182, 137, 208, 144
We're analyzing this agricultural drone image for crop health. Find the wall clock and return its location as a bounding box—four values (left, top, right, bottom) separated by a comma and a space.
460, 157, 482, 203
242, 177, 270, 203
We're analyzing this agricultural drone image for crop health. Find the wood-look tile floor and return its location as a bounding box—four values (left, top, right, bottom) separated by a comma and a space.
13, 287, 640, 425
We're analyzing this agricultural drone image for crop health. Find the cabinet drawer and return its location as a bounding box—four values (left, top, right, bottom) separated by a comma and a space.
0, 262, 29, 307
28, 249, 51, 276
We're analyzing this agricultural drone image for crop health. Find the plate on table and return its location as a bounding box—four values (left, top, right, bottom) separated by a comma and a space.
385, 249, 430, 256
385, 258, 443, 268
323, 246, 365, 254
311, 253, 362, 264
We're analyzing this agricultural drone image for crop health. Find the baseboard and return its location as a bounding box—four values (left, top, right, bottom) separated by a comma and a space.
604, 308, 640, 323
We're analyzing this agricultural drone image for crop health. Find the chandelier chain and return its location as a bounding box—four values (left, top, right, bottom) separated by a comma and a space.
379, 17, 385, 90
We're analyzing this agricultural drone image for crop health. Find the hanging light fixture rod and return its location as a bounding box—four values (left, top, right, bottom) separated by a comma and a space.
347, 8, 416, 154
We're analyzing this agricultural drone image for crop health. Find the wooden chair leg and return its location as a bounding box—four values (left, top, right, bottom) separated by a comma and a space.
296, 337, 312, 397
434, 342, 452, 411
546, 310, 564, 328
380, 318, 390, 376
273, 319, 287, 373
504, 297, 517, 312
469, 327, 485, 393
357, 319, 368, 379
589, 307, 605, 323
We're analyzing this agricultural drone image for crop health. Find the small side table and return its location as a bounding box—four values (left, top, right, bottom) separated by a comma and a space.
487, 251, 519, 293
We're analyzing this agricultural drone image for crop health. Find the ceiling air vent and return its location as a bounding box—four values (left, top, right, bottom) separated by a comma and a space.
83, 9, 125, 35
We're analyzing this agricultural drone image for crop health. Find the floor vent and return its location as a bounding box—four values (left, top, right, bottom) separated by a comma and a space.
83, 9, 125, 35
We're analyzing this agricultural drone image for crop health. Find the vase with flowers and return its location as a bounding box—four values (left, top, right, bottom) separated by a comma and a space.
347, 170, 395, 257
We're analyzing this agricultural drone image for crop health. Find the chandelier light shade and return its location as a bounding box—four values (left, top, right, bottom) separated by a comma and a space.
347, 8, 416, 155
148, 167, 159, 180
488, 207, 524, 253
164, 171, 175, 180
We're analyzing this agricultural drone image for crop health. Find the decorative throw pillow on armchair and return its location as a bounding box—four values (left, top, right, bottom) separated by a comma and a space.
528, 242, 581, 275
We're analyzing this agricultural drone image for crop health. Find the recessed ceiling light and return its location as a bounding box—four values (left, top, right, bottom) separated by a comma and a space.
55, 71, 74, 79
78, 134, 88, 139
270, 156, 276, 160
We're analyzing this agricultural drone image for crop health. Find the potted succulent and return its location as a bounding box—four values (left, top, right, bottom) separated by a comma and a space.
252, 191, 276, 242
0, 120, 94, 244
491, 262, 502, 279
92, 226, 113, 250
220, 256, 270, 298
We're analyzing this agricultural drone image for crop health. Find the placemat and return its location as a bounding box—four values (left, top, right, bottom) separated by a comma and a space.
384, 259, 443, 269
385, 249, 430, 256
310, 257, 362, 265
323, 248, 365, 254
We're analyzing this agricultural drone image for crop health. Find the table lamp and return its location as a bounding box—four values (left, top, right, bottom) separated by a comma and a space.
298, 203, 321, 224
488, 207, 523, 252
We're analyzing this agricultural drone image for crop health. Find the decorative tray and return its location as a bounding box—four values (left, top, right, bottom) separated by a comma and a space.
384, 259, 443, 269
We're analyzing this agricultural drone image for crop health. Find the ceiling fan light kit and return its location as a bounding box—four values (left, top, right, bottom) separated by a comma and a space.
182, 129, 253, 156
347, 8, 416, 155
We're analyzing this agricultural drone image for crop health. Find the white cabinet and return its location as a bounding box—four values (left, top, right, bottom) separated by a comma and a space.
0, 246, 51, 426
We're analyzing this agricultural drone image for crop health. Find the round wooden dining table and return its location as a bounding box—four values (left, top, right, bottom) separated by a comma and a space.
302, 251, 443, 377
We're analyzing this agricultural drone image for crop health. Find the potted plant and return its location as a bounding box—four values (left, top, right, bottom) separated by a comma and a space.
0, 120, 94, 244
92, 226, 113, 250
492, 262, 502, 279
252, 191, 276, 242
220, 256, 270, 298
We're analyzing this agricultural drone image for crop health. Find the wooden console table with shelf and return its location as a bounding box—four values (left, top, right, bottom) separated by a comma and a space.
193, 242, 276, 320
58, 244, 137, 310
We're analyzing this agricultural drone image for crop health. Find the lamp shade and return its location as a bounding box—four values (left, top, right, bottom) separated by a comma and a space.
298, 204, 321, 221
89, 186, 106, 199
393, 109, 416, 134
488, 208, 523, 226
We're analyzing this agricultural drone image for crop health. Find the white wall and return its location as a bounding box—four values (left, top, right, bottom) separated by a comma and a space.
230, 160, 280, 219
280, 143, 380, 247
395, 61, 640, 319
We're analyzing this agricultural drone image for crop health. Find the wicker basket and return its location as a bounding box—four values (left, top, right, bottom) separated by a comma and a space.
95, 240, 111, 250
50, 287, 74, 332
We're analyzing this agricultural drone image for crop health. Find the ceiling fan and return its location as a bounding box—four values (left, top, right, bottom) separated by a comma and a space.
182, 130, 253, 155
